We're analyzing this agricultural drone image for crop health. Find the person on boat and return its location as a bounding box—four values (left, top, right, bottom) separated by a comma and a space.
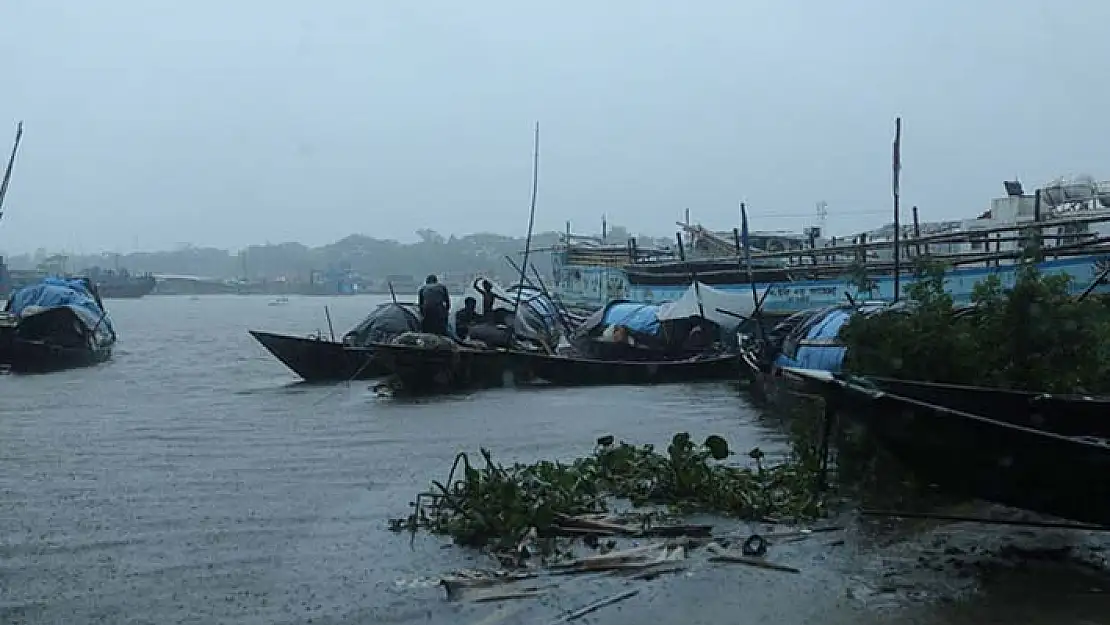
418, 274, 450, 335
454, 296, 480, 340
479, 279, 498, 320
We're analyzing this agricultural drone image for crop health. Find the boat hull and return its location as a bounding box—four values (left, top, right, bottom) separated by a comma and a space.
369, 341, 516, 391
790, 371, 1110, 526
0, 310, 114, 373
849, 376, 1110, 439
516, 352, 739, 387
249, 330, 387, 382
0, 336, 112, 373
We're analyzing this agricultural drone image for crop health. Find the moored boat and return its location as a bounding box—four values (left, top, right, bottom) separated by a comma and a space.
784, 368, 1110, 527
0, 277, 116, 372
550, 181, 1110, 312
82, 267, 157, 299
249, 330, 385, 382
517, 282, 751, 387
821, 374, 1110, 439
369, 281, 565, 392
249, 301, 421, 382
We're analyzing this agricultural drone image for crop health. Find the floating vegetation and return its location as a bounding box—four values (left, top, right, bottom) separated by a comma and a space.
390, 433, 828, 558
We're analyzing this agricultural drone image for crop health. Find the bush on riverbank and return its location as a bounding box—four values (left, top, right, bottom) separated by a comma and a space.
840, 259, 1110, 393
391, 433, 828, 556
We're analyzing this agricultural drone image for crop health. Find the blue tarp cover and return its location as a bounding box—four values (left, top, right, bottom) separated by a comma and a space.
7, 277, 115, 335
774, 304, 884, 373
601, 302, 662, 336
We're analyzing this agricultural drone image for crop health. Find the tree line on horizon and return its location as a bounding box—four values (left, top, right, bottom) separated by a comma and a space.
2, 226, 662, 282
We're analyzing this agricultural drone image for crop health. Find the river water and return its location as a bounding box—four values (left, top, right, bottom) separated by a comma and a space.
2, 295, 1109, 624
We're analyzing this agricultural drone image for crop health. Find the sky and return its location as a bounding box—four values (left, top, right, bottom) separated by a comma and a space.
1, 0, 1109, 254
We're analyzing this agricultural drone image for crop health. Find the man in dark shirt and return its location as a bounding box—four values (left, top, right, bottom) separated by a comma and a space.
418, 274, 450, 336
454, 297, 479, 340
479, 279, 497, 320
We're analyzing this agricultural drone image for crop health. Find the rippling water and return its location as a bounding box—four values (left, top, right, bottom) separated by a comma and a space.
2, 295, 1108, 624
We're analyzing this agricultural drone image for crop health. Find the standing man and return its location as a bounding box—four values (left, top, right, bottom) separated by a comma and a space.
418, 274, 450, 335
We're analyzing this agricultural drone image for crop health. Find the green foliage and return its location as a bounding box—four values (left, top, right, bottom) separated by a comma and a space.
970, 263, 1110, 392
393, 433, 827, 553
840, 260, 980, 384
840, 259, 1110, 393
845, 260, 877, 296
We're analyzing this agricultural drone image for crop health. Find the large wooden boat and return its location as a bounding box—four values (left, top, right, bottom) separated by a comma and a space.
784, 368, 1110, 527
548, 182, 1110, 312
831, 375, 1110, 439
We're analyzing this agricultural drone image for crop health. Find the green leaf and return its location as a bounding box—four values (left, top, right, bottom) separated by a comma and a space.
704, 435, 730, 460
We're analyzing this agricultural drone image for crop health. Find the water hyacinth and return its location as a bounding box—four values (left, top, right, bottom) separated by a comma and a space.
392, 433, 828, 554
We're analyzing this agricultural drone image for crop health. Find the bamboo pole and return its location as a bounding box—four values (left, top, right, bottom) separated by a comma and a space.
892, 117, 902, 302
0, 121, 25, 223
510, 122, 541, 339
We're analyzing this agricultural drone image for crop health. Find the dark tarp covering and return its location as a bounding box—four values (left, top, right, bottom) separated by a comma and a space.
570, 299, 731, 359
466, 279, 562, 348
343, 302, 421, 346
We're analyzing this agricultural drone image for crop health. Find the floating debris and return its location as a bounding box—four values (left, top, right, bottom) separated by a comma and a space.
705, 541, 802, 573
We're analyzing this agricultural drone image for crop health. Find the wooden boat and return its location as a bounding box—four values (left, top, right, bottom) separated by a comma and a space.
506, 282, 752, 387
784, 368, 1110, 527
369, 281, 566, 392
248, 330, 387, 382
249, 301, 420, 382
836, 375, 1110, 439
514, 351, 738, 387
0, 277, 116, 373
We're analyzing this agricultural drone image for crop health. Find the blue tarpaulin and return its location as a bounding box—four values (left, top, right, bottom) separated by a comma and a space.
773, 304, 884, 373
7, 277, 115, 336
601, 302, 662, 336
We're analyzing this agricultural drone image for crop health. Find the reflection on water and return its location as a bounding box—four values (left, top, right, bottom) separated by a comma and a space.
0, 294, 1107, 624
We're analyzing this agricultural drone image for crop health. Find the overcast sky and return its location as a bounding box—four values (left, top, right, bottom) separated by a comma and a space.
2, 0, 1108, 254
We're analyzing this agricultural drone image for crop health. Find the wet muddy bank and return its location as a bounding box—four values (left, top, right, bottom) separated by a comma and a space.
394, 506, 1110, 625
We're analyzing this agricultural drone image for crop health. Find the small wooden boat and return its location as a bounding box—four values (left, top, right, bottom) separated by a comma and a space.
514, 283, 750, 387
369, 281, 566, 392
514, 351, 739, 387
248, 330, 387, 382
0, 277, 116, 373
784, 368, 1110, 527
249, 301, 420, 382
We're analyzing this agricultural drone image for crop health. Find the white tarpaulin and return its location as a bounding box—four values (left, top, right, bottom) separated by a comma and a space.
656, 282, 761, 331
